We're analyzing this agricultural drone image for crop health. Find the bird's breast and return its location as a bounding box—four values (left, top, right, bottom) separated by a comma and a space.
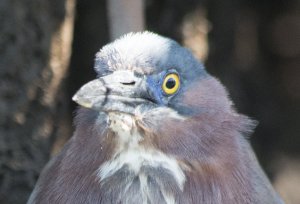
96, 112, 186, 203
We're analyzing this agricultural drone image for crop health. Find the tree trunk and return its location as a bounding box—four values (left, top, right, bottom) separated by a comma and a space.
107, 0, 145, 39
0, 0, 75, 203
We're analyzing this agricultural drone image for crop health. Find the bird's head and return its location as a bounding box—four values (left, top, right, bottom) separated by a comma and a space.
73, 32, 232, 118
72, 32, 254, 161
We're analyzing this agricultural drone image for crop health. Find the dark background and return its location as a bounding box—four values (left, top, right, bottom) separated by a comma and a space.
0, 0, 299, 203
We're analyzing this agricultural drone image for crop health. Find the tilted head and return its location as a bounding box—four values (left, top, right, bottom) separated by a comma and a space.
73, 31, 253, 161
73, 32, 234, 115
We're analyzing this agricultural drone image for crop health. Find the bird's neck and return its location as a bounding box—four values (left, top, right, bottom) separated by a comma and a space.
97, 112, 186, 203
75, 109, 256, 203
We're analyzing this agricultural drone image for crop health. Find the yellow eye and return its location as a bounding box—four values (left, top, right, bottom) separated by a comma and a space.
162, 73, 180, 95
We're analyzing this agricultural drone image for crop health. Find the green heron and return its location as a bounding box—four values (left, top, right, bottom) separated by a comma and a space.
28, 32, 283, 204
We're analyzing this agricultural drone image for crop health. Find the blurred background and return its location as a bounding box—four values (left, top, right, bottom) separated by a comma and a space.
0, 0, 299, 203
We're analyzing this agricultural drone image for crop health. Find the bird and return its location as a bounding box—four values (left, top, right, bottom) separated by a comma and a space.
28, 31, 284, 204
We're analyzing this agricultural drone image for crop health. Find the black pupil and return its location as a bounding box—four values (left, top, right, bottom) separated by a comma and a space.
166, 78, 176, 89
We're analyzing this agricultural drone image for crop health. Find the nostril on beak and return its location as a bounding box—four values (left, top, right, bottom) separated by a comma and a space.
121, 81, 136, 86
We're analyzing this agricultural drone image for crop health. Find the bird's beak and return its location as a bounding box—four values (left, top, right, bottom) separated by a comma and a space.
72, 70, 154, 114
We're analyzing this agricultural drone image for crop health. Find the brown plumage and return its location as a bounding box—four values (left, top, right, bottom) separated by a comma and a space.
28, 32, 284, 204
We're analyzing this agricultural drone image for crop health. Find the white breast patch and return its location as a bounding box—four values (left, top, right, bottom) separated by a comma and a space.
97, 112, 186, 191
